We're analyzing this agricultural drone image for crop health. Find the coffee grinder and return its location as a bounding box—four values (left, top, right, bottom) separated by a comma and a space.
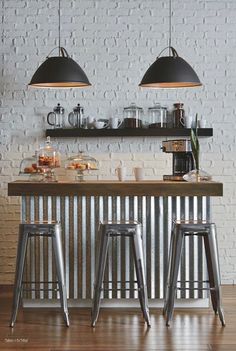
162, 139, 194, 181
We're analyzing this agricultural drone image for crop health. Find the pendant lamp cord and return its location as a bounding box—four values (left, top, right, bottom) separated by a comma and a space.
58, 0, 61, 55
169, 0, 172, 55
1, 0, 4, 44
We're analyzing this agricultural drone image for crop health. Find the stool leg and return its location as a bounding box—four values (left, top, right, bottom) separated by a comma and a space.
165, 226, 184, 326
203, 232, 218, 315
163, 228, 174, 316
91, 226, 110, 327
52, 225, 69, 327
132, 225, 151, 327
10, 225, 29, 327
204, 225, 225, 326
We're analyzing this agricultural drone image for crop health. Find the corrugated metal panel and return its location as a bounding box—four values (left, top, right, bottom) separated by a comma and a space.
21, 195, 210, 300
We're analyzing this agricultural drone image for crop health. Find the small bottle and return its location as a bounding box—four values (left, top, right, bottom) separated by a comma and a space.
173, 103, 185, 128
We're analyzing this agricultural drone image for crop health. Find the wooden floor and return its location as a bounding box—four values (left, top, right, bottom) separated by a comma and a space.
0, 286, 235, 351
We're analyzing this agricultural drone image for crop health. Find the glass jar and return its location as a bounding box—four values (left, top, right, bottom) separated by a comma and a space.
123, 103, 143, 128
19, 153, 43, 181
148, 103, 167, 128
173, 103, 185, 128
37, 137, 61, 182
68, 103, 85, 128
65, 151, 99, 181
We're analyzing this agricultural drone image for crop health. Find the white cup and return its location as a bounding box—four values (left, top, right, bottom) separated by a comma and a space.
198, 119, 206, 128
115, 167, 126, 181
93, 120, 108, 129
109, 117, 122, 129
133, 167, 144, 181
185, 115, 193, 128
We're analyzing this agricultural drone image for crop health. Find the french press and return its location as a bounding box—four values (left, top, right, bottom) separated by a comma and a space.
47, 103, 65, 129
68, 104, 85, 128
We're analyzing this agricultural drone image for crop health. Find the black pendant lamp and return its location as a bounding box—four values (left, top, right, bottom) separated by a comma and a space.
139, 0, 202, 88
29, 0, 91, 88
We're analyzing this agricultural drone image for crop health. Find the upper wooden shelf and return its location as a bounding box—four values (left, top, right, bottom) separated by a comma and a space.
45, 128, 213, 138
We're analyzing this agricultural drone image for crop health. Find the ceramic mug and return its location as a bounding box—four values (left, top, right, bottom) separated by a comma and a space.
93, 120, 108, 129
185, 115, 193, 128
109, 117, 122, 129
133, 167, 144, 181
198, 119, 206, 128
115, 167, 126, 181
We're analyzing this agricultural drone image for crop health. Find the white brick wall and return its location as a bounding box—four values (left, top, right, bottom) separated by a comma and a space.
0, 0, 236, 284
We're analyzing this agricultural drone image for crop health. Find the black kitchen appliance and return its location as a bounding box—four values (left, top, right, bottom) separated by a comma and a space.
162, 139, 194, 181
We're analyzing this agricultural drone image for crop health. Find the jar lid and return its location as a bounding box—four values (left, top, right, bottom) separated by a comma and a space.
173, 103, 184, 108
39, 136, 58, 153
124, 103, 143, 111
148, 103, 162, 111
67, 151, 97, 163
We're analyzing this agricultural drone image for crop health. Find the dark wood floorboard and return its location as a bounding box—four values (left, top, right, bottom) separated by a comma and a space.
0, 286, 235, 350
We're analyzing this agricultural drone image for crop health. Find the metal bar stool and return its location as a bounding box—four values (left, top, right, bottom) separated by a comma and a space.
10, 222, 69, 327
91, 220, 151, 327
163, 221, 225, 326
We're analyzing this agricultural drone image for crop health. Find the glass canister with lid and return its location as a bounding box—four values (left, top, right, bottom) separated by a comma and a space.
148, 103, 167, 128
37, 136, 61, 182
123, 103, 143, 128
65, 151, 98, 181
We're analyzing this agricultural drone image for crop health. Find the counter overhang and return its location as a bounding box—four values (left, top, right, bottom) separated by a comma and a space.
8, 180, 223, 197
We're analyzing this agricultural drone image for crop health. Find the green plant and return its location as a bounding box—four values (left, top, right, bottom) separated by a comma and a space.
190, 114, 200, 171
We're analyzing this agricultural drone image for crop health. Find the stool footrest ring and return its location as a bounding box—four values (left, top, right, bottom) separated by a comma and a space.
102, 280, 138, 284
22, 280, 58, 284
177, 280, 210, 283
22, 288, 59, 292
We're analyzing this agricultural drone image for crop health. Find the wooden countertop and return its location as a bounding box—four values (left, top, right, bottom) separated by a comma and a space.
8, 180, 223, 197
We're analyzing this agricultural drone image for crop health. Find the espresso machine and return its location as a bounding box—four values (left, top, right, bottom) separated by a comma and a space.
162, 139, 194, 181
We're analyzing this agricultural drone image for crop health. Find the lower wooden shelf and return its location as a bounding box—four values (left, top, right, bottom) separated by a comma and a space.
45, 128, 213, 138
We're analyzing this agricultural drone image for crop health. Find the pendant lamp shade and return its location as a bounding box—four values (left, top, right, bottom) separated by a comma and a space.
29, 51, 91, 88
139, 0, 202, 89
29, 0, 91, 89
139, 47, 202, 88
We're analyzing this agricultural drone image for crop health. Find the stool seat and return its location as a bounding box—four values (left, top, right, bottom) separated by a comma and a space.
91, 220, 150, 327
100, 221, 142, 236
20, 222, 61, 236
10, 222, 69, 327
163, 220, 225, 327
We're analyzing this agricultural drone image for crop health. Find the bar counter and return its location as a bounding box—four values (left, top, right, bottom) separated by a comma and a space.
8, 180, 223, 306
9, 180, 223, 197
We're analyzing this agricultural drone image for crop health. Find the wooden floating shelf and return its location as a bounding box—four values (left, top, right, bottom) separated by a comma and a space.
46, 128, 213, 138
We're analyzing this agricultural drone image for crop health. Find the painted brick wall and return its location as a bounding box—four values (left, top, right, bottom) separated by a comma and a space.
0, 0, 235, 284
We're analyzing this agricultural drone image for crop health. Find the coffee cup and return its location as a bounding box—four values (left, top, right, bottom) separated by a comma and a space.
133, 167, 144, 181
198, 119, 206, 128
109, 117, 122, 129
185, 115, 193, 128
93, 120, 108, 129
115, 167, 126, 181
